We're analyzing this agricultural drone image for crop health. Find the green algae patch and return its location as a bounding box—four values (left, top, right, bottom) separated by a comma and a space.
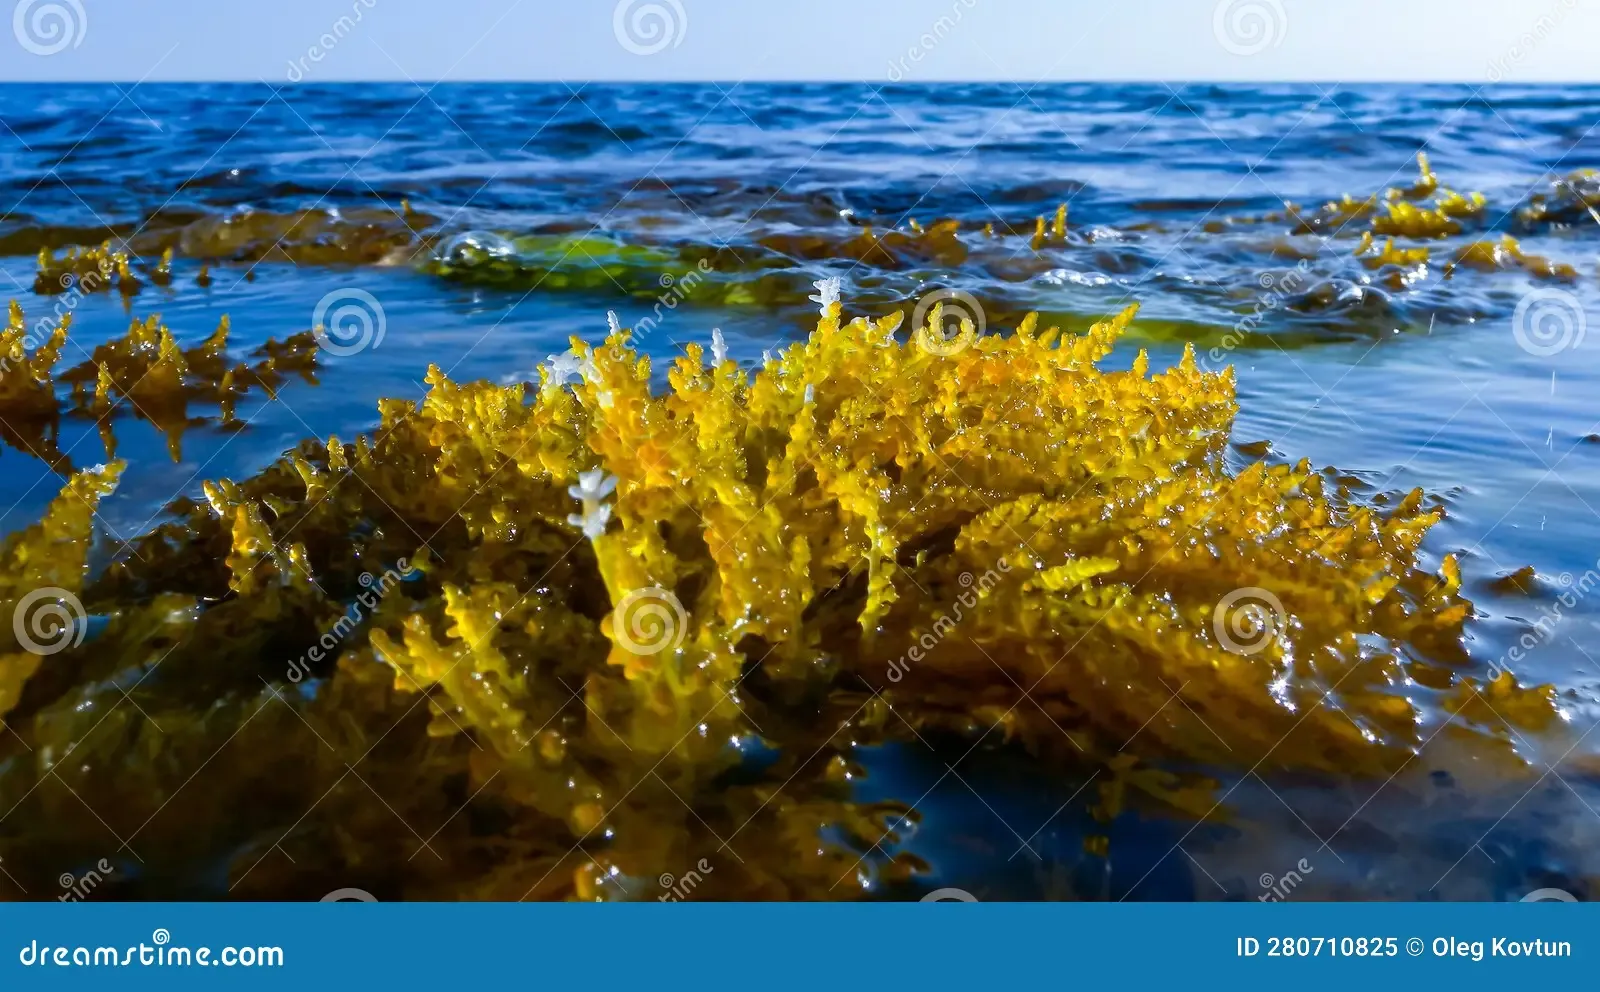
0, 290, 1568, 900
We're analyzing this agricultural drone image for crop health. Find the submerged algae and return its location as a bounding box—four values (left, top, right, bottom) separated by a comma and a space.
0, 304, 321, 468
16, 157, 1592, 337
0, 293, 1571, 900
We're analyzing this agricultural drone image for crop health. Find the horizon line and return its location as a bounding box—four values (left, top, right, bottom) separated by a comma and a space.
3, 78, 1600, 86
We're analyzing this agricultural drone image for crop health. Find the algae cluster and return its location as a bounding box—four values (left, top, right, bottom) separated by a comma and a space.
14, 157, 1595, 333
0, 304, 320, 469
420, 156, 1595, 313
0, 287, 1566, 900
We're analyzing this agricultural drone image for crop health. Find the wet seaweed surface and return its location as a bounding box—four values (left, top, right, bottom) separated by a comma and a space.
2, 83, 1600, 902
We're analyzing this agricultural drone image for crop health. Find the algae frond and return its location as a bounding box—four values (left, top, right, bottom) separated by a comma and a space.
0, 307, 320, 467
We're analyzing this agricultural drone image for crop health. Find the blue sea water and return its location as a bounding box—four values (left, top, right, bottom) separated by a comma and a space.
2, 82, 1600, 900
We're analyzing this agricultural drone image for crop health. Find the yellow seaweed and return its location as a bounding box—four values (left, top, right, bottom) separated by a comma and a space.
0, 461, 123, 716
0, 291, 1568, 900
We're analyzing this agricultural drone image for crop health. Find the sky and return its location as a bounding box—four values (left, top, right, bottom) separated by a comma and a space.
0, 0, 1595, 83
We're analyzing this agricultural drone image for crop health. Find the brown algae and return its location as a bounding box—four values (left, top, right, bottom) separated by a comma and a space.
0, 288, 1569, 900
0, 305, 320, 467
15, 156, 1591, 322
